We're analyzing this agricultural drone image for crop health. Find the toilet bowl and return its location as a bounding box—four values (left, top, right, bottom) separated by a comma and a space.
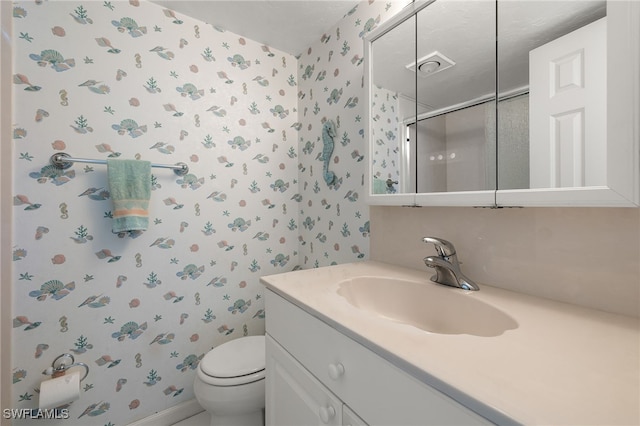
194, 335, 265, 426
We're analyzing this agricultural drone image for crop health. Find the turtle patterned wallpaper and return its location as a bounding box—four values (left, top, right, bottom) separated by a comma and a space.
296, 0, 410, 267
11, 0, 298, 423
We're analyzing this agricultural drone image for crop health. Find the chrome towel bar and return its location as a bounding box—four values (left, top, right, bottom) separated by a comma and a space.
49, 152, 189, 176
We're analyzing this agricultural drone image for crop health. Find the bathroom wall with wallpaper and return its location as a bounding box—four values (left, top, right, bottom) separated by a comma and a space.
11, 1, 299, 423
296, 0, 411, 268
370, 85, 402, 194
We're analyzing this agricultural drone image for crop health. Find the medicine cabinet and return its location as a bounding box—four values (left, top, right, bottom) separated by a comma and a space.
364, 0, 639, 207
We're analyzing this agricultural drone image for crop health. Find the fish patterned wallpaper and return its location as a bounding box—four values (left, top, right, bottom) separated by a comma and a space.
370, 85, 402, 193
296, 0, 410, 267
11, 0, 299, 424
10, 0, 413, 424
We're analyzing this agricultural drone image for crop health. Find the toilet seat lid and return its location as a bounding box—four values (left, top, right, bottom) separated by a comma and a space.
200, 335, 265, 378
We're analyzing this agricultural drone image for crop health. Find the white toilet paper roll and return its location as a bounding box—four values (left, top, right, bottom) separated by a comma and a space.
39, 370, 81, 410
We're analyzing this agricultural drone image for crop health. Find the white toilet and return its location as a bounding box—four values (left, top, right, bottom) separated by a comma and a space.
194, 335, 266, 426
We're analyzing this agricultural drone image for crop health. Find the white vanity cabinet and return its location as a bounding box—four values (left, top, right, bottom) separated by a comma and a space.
265, 290, 491, 426
266, 335, 342, 426
267, 336, 369, 426
266, 335, 344, 425
342, 405, 367, 426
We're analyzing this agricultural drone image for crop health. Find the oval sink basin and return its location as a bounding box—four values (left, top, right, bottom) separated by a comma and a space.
337, 277, 517, 337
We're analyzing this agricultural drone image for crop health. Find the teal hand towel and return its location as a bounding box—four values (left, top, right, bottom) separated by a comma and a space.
107, 159, 151, 234
373, 177, 387, 194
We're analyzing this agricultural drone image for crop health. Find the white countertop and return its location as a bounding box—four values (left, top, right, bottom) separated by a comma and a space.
261, 261, 640, 425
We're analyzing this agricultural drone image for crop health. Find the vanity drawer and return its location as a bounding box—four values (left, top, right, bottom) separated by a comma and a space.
266, 290, 490, 425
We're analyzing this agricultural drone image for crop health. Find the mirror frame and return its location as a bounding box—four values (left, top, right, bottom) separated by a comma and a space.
364, 0, 639, 208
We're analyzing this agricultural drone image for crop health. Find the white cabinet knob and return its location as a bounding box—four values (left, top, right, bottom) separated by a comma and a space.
328, 362, 345, 380
318, 405, 336, 423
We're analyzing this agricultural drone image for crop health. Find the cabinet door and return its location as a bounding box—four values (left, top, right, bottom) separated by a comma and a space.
266, 334, 342, 426
342, 405, 368, 426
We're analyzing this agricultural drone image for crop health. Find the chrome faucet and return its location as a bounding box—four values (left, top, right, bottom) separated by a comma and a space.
423, 237, 479, 291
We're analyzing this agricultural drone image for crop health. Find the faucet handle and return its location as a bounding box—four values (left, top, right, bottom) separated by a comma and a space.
422, 237, 456, 257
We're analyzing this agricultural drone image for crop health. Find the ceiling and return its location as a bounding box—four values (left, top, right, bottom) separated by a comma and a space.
150, 1, 361, 56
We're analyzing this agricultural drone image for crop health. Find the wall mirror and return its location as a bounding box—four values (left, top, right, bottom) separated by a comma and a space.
369, 11, 417, 205
368, 0, 496, 206
497, 1, 605, 192
413, 0, 496, 195
365, 0, 639, 207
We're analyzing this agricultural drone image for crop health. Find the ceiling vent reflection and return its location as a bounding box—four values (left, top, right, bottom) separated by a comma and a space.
406, 51, 456, 77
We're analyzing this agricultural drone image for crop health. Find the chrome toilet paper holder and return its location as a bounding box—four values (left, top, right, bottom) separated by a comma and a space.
42, 353, 89, 381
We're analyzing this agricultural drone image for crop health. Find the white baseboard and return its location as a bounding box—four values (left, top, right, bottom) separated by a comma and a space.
128, 399, 204, 426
